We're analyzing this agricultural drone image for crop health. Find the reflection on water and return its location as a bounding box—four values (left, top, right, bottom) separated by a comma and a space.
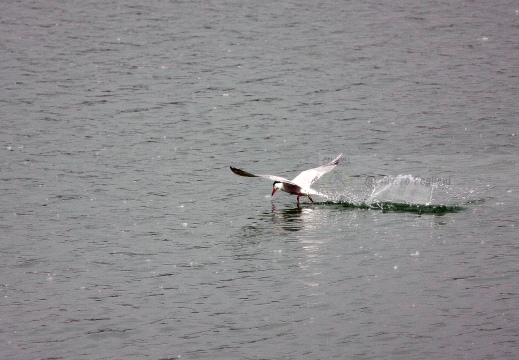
270, 203, 308, 232
237, 202, 332, 243
240, 198, 463, 245
236, 199, 463, 284
236, 203, 338, 291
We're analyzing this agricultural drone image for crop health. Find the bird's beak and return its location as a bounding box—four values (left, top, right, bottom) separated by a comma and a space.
271, 188, 277, 196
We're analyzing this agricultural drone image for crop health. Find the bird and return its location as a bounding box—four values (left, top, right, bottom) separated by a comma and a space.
230, 154, 342, 203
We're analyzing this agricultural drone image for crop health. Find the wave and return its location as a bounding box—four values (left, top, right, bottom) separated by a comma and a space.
321, 200, 465, 215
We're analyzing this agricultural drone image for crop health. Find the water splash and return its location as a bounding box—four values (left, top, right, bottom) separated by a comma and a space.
366, 174, 436, 205
321, 174, 466, 214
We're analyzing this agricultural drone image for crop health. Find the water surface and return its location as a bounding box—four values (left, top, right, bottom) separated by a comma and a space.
1, 0, 518, 359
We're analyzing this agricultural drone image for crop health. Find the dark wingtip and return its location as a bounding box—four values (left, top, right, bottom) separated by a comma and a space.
230, 166, 257, 177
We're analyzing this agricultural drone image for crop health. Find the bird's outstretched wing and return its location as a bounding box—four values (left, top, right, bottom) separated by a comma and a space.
230, 167, 297, 185
291, 154, 342, 187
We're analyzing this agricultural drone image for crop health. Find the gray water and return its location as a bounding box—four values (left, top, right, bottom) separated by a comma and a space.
1, 0, 519, 359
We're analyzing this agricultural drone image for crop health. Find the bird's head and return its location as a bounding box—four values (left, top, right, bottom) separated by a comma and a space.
272, 181, 282, 196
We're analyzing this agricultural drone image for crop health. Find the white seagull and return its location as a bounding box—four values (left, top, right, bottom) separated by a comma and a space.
230, 154, 342, 203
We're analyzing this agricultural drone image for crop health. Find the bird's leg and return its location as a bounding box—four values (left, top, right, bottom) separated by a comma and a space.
308, 196, 314, 203
297, 195, 300, 203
